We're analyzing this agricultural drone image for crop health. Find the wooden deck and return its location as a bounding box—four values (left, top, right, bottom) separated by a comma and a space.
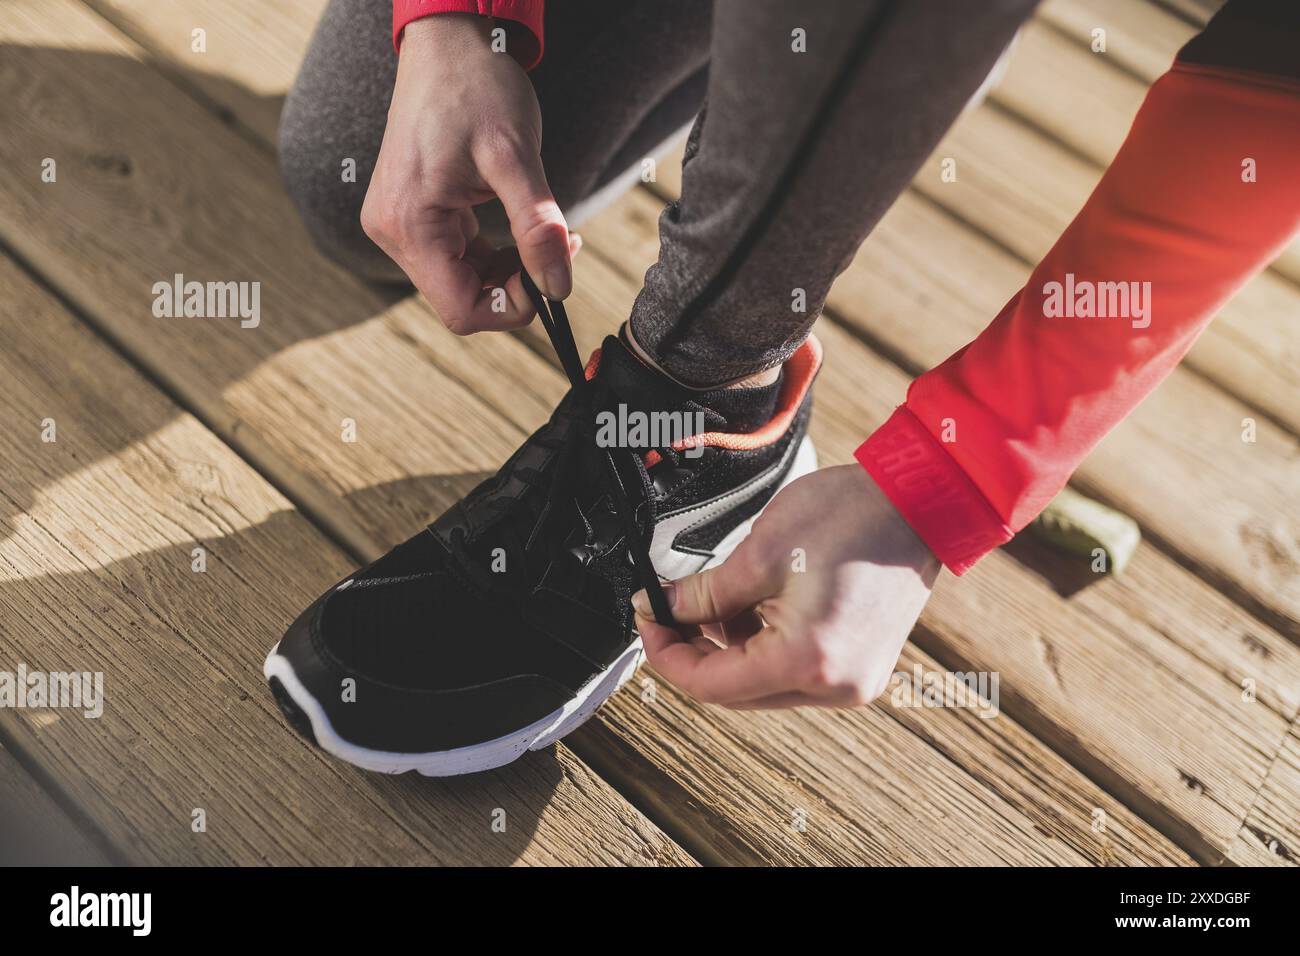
0, 0, 1295, 866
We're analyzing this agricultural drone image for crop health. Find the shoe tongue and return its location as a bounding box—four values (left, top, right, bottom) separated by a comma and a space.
594, 335, 780, 435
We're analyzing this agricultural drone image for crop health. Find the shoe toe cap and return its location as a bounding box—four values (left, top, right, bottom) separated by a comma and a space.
266, 583, 571, 756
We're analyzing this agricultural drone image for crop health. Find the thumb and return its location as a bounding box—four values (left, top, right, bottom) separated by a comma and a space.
484, 147, 572, 300
634, 545, 780, 627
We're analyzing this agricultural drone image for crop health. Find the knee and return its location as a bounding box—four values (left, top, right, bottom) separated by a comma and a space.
277, 100, 406, 284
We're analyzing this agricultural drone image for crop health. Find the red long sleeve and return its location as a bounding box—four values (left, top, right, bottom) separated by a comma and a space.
857, 63, 1300, 574
392, 0, 544, 69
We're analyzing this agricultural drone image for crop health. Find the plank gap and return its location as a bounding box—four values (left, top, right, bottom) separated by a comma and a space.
0, 721, 125, 865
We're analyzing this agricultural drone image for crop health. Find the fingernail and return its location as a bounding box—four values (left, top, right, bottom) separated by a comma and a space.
632, 582, 674, 617
544, 263, 572, 300
569, 233, 583, 255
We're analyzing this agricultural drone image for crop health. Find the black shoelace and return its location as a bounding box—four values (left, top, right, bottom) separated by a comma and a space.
520, 271, 677, 628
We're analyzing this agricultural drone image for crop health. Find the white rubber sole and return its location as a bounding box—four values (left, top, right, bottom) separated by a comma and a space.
264, 637, 645, 776
264, 437, 817, 776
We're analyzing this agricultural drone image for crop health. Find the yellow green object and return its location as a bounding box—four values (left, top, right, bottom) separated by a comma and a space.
1028, 487, 1141, 575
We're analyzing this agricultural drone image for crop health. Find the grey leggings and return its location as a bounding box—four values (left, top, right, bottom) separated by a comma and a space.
280, 0, 1038, 386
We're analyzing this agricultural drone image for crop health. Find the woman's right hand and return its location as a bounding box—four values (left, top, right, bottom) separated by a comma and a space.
361, 14, 575, 334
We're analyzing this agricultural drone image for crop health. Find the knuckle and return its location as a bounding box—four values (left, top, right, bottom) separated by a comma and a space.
759, 527, 794, 573
730, 538, 772, 584
360, 199, 396, 244
681, 572, 716, 621
511, 204, 564, 248
434, 306, 470, 336
477, 126, 533, 170
799, 645, 880, 706
359, 206, 383, 241
799, 643, 836, 689
840, 678, 879, 708
836, 667, 890, 707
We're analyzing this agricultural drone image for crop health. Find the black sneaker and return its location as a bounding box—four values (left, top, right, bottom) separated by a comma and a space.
264, 280, 821, 775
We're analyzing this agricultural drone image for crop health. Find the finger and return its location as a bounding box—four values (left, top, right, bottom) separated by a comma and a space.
466, 234, 578, 300
484, 148, 572, 299
404, 237, 535, 333
690, 634, 725, 654
464, 239, 521, 290
717, 606, 768, 645
412, 258, 536, 332
637, 616, 797, 705
634, 544, 781, 629
378, 213, 478, 328
700, 604, 766, 649
454, 206, 480, 245
470, 271, 537, 331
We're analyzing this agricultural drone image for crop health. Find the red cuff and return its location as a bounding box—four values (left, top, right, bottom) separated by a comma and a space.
854, 407, 1013, 575
393, 0, 544, 70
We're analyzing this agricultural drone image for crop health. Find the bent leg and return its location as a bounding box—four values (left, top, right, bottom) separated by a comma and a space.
631, 0, 1038, 386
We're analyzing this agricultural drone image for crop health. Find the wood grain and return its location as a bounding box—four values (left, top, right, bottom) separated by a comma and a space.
0, 252, 693, 866
1228, 720, 1300, 866
1041, 0, 1198, 81
1152, 0, 1219, 26
0, 0, 1196, 863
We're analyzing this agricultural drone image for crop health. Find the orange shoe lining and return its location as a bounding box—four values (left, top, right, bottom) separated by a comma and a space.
581, 337, 823, 468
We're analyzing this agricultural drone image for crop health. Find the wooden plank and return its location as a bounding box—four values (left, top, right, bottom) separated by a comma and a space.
576, 185, 1300, 863
995, 21, 1148, 167
82, 0, 316, 145
5, 0, 1192, 864
586, 642, 1192, 865
1229, 721, 1300, 866
1154, 0, 1218, 26
0, 254, 692, 865
0, 740, 113, 865
1041, 0, 1197, 80
996, 13, 1300, 286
